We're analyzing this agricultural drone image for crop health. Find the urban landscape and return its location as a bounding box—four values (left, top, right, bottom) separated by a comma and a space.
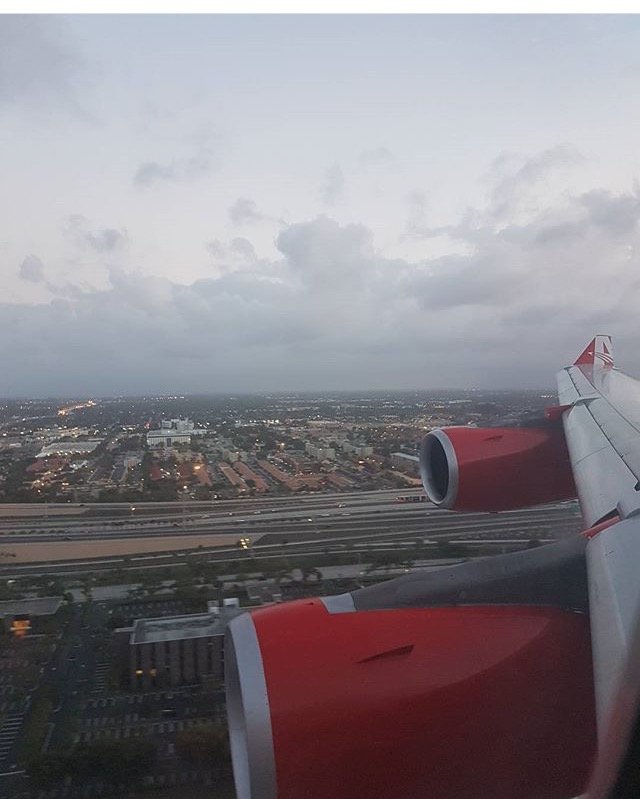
2, 8, 637, 799
0, 389, 583, 798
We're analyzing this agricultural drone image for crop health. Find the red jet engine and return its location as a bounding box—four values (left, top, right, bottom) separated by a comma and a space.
419, 423, 576, 512
225, 538, 595, 799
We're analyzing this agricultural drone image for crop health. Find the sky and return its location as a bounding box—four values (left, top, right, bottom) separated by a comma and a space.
2, 14, 640, 397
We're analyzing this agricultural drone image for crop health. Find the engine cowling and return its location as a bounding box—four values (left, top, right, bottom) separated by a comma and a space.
419, 424, 576, 512
226, 596, 595, 799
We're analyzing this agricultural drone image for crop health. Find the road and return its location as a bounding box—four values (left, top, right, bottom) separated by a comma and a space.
0, 499, 583, 577
0, 488, 423, 520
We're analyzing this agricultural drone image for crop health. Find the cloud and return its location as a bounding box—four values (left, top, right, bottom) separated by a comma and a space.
206, 239, 226, 259
18, 254, 45, 283
0, 17, 87, 114
85, 228, 127, 253
487, 144, 585, 220
277, 216, 373, 289
133, 149, 212, 187
358, 147, 395, 168
228, 198, 264, 226
5, 148, 640, 396
229, 237, 257, 261
64, 215, 128, 253
205, 236, 257, 270
319, 164, 345, 206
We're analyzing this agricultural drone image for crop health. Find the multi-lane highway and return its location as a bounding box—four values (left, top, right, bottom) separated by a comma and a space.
0, 489, 585, 577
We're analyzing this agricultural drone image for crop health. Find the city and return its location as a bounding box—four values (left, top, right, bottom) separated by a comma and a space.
0, 389, 582, 798
3, 9, 636, 799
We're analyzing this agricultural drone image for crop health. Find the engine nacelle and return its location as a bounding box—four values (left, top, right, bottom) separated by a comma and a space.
226, 597, 594, 799
419, 424, 576, 512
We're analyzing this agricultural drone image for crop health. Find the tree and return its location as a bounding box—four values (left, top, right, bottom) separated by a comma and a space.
300, 566, 322, 583
27, 754, 68, 788
275, 569, 293, 586
28, 740, 157, 788
175, 723, 230, 770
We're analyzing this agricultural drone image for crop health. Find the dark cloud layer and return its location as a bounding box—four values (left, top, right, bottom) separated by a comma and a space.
5, 168, 640, 397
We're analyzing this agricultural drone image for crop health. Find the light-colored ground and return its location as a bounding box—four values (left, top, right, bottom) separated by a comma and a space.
0, 505, 83, 517
0, 534, 252, 563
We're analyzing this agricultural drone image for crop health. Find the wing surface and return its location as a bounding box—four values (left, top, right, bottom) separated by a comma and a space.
557, 335, 640, 527
559, 335, 640, 733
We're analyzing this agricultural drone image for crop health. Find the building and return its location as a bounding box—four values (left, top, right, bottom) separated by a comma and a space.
257, 459, 295, 489
146, 430, 191, 447
305, 442, 335, 461
0, 597, 63, 637
218, 463, 248, 490
233, 461, 269, 492
281, 453, 317, 474
391, 451, 421, 475
36, 440, 102, 458
222, 449, 248, 463
340, 441, 374, 457
146, 418, 206, 448
128, 608, 245, 689
325, 471, 354, 489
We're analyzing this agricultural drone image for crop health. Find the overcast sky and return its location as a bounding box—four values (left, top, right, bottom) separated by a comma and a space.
2, 14, 640, 397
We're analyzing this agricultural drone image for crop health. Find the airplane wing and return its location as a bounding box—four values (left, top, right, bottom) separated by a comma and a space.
225, 335, 640, 799
558, 335, 640, 526
558, 336, 640, 777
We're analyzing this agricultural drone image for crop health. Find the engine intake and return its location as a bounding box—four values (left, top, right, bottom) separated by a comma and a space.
420, 424, 576, 512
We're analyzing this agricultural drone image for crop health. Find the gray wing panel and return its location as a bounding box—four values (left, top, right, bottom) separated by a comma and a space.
344, 535, 588, 612
587, 518, 640, 731
558, 366, 640, 526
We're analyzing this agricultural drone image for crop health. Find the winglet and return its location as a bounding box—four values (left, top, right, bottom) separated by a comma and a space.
574, 335, 614, 368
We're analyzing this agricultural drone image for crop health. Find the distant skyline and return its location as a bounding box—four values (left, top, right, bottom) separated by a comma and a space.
1, 387, 556, 401
2, 15, 640, 396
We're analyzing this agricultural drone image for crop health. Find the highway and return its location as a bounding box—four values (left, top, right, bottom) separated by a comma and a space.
0, 505, 582, 548
0, 488, 423, 520
0, 494, 584, 577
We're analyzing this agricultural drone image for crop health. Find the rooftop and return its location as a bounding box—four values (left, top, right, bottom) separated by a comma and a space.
130, 609, 245, 645
391, 451, 420, 462
36, 440, 102, 458
0, 596, 63, 617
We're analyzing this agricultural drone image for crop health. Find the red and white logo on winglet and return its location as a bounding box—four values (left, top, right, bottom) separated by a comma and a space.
574, 335, 614, 368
